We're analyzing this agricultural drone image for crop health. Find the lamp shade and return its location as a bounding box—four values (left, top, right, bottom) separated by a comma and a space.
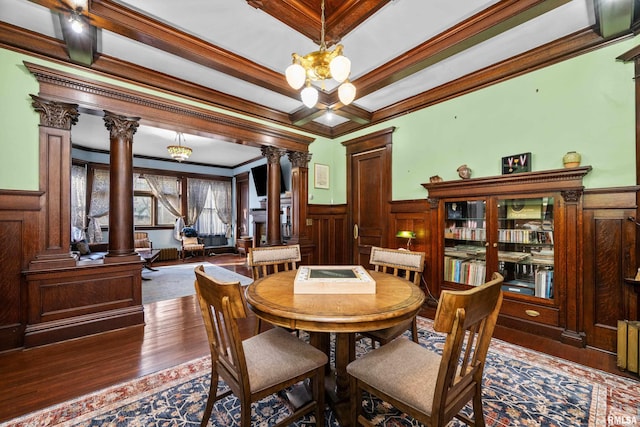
396, 230, 415, 239
338, 81, 356, 105
330, 55, 351, 83
301, 85, 319, 108
285, 63, 306, 90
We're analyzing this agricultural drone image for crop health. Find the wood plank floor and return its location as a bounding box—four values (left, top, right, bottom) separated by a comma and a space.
0, 253, 635, 422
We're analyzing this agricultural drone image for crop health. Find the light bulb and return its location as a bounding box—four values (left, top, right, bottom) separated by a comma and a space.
69, 14, 83, 33
301, 85, 319, 108
330, 55, 351, 83
285, 63, 306, 90
338, 81, 356, 105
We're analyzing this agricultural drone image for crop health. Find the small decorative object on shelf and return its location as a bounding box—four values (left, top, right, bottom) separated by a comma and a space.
457, 164, 472, 179
635, 268, 640, 281
562, 151, 581, 168
430, 175, 443, 183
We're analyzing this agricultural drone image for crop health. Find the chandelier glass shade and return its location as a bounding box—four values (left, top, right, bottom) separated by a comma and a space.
167, 132, 192, 162
285, 0, 356, 107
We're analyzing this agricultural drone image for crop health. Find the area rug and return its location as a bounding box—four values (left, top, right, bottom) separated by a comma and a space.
5, 317, 639, 427
142, 262, 253, 304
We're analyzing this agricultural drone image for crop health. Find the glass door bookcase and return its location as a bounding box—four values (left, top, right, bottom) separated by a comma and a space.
443, 197, 554, 299
424, 167, 591, 346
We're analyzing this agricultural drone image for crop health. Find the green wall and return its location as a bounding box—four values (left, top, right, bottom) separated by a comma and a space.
324, 36, 638, 204
0, 50, 40, 190
1, 36, 638, 201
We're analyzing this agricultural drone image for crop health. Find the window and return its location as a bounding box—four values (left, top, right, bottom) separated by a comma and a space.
134, 174, 180, 226
195, 186, 227, 235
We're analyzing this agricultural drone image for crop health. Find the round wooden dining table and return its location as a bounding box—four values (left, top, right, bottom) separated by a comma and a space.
245, 269, 425, 426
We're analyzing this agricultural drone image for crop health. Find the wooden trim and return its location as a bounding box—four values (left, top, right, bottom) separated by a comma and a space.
0, 190, 43, 211
0, 6, 620, 139
24, 62, 315, 153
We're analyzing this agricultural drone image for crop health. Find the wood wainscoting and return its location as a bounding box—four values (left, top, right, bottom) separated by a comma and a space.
308, 204, 349, 265
23, 261, 144, 348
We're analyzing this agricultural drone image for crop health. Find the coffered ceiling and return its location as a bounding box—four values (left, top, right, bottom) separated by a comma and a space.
1, 0, 638, 167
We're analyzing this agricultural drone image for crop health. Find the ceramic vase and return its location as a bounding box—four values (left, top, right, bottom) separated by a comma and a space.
457, 164, 472, 179
563, 151, 581, 168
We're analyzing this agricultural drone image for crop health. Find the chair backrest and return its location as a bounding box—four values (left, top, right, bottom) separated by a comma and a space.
182, 236, 201, 246
247, 244, 301, 280
194, 265, 249, 393
134, 232, 151, 249
431, 272, 504, 424
369, 246, 426, 285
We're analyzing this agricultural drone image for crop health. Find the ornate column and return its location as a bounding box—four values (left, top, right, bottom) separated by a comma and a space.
287, 150, 313, 246
28, 95, 79, 270
103, 111, 140, 262
261, 146, 286, 246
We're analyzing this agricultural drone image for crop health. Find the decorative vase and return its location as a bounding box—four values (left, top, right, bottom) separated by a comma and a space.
562, 151, 581, 168
429, 175, 443, 183
457, 164, 472, 179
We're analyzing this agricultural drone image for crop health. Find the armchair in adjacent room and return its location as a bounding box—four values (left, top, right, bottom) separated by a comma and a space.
181, 227, 205, 260
134, 232, 152, 251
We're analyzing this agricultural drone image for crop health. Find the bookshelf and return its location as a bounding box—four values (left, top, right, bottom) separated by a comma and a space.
424, 167, 592, 346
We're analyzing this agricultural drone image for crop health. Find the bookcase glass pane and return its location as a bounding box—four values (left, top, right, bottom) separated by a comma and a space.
443, 200, 487, 286
497, 197, 554, 299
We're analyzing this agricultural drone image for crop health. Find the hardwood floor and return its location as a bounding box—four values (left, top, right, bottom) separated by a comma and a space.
0, 253, 636, 422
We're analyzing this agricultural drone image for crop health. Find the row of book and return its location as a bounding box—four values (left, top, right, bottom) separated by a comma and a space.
444, 256, 487, 286
445, 227, 554, 245
617, 320, 640, 373
498, 229, 554, 244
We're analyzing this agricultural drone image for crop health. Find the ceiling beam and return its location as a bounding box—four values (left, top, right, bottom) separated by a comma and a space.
350, 0, 571, 101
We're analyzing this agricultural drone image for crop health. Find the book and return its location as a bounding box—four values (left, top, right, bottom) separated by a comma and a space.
618, 320, 628, 370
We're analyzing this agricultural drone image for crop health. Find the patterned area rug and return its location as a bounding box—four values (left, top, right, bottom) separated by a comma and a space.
142, 262, 253, 304
5, 317, 639, 427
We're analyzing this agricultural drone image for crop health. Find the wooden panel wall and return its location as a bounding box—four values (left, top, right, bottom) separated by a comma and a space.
0, 190, 41, 351
389, 199, 431, 285
308, 204, 349, 265
23, 263, 143, 348
583, 187, 638, 353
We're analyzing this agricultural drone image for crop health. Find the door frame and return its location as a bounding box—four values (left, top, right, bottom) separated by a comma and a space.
343, 127, 395, 264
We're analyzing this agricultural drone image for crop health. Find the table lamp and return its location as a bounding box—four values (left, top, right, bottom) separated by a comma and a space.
396, 230, 416, 250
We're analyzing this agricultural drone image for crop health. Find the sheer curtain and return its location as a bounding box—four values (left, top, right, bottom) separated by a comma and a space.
143, 174, 182, 217
186, 178, 211, 227
71, 164, 87, 241
87, 169, 110, 243
211, 180, 232, 238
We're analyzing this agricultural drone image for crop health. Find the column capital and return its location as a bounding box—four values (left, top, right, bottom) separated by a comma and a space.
103, 111, 140, 141
30, 95, 78, 130
288, 150, 312, 168
261, 146, 287, 164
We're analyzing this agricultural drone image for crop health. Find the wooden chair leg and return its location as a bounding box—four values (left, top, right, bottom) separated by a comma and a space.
411, 318, 419, 343
200, 370, 218, 427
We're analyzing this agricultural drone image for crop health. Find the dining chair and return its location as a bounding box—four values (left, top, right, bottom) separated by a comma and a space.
247, 244, 301, 334
193, 265, 327, 427
360, 246, 426, 347
347, 272, 504, 427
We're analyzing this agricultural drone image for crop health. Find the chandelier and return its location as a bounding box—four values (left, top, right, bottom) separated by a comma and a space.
285, 0, 356, 108
167, 132, 192, 162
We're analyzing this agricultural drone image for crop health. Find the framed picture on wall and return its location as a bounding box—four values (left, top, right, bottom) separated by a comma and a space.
502, 152, 531, 174
314, 163, 330, 189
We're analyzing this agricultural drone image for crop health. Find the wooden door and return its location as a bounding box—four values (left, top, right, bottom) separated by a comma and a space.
583, 205, 637, 352
344, 128, 394, 266
235, 172, 250, 238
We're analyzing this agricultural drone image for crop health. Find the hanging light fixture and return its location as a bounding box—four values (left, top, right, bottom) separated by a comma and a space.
285, 0, 356, 108
167, 132, 192, 162
69, 9, 84, 33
